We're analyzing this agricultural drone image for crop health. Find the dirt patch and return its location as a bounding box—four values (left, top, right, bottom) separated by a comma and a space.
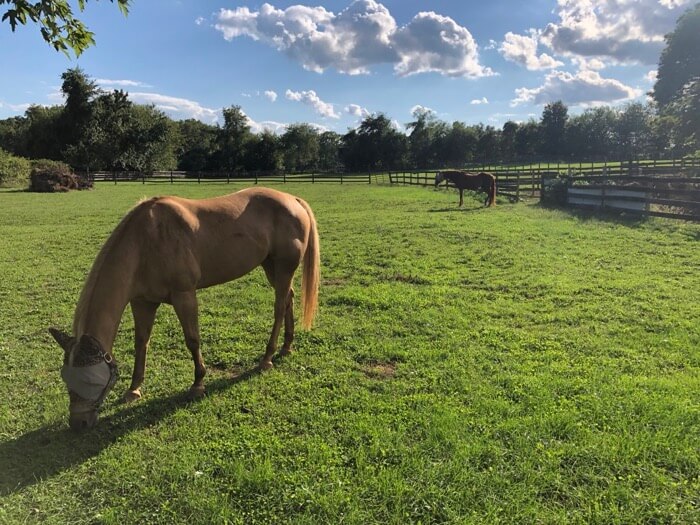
360, 361, 397, 380
391, 273, 431, 285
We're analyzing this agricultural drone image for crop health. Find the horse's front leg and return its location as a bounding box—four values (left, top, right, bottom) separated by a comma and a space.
172, 291, 206, 399
123, 299, 159, 402
459, 189, 464, 207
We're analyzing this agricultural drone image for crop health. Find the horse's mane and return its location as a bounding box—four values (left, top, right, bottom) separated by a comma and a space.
72, 198, 159, 336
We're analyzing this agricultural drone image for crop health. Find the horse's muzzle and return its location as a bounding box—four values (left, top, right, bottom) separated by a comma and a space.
69, 411, 99, 432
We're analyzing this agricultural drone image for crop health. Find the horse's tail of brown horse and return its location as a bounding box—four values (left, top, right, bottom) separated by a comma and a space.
487, 173, 497, 207
297, 198, 320, 329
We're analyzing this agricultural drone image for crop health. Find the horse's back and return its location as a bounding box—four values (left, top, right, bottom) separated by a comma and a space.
131, 188, 311, 295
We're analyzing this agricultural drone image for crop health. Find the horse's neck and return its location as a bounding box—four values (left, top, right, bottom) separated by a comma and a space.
74, 242, 138, 354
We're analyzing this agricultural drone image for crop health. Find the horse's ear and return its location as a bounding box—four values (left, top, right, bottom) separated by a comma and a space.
49, 328, 75, 353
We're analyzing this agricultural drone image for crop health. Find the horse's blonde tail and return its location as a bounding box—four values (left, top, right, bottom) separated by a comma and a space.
297, 198, 320, 329
489, 174, 497, 207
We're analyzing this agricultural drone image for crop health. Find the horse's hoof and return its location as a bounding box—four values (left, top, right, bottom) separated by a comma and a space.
122, 389, 142, 403
259, 360, 274, 371
187, 385, 206, 400
278, 347, 293, 357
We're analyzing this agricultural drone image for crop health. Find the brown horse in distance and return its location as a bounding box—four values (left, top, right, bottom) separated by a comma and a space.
435, 170, 497, 207
49, 187, 320, 431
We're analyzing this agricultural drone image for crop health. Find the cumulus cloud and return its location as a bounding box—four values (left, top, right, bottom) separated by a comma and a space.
264, 90, 278, 102
96, 78, 152, 88
410, 104, 435, 116
128, 92, 220, 123
645, 69, 658, 82
285, 89, 340, 118
345, 103, 370, 117
499, 31, 563, 70
214, 0, 493, 77
511, 70, 642, 106
539, 0, 692, 65
471, 97, 489, 105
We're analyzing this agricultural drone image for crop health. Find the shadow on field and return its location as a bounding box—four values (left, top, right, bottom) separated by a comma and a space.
428, 206, 484, 213
0, 367, 260, 496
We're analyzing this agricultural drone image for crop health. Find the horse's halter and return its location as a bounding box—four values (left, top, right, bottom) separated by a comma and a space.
61, 345, 118, 410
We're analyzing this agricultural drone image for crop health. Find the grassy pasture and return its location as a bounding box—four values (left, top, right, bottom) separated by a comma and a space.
0, 183, 698, 524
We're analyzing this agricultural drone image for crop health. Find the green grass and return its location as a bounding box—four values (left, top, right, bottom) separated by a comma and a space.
0, 183, 698, 524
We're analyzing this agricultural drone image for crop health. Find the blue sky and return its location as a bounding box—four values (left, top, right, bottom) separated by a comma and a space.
0, 0, 692, 133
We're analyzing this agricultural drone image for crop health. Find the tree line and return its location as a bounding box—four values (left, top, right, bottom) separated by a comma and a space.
0, 5, 697, 174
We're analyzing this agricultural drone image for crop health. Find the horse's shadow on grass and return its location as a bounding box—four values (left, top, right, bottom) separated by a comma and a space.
0, 366, 261, 496
428, 205, 484, 213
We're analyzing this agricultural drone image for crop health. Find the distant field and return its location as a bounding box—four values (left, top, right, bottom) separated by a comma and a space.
0, 183, 698, 524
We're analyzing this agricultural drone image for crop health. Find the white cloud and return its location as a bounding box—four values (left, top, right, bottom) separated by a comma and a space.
571, 56, 606, 71
0, 101, 31, 113
285, 89, 340, 118
264, 90, 278, 102
214, 1, 493, 77
471, 97, 489, 105
345, 103, 370, 117
128, 92, 220, 123
499, 31, 563, 70
645, 69, 658, 82
410, 104, 434, 116
511, 70, 642, 106
195, 16, 205, 26
96, 78, 152, 88
539, 0, 692, 65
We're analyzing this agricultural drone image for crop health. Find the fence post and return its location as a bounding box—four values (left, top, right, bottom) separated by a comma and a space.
113, 171, 117, 185
255, 172, 258, 185
341, 172, 343, 185
368, 172, 371, 184
227, 171, 230, 184
283, 172, 287, 183
312, 172, 315, 184
170, 170, 173, 184
516, 171, 520, 201
142, 172, 145, 184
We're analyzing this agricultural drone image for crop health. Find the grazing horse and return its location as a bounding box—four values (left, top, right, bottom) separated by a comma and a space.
435, 170, 497, 207
49, 187, 320, 431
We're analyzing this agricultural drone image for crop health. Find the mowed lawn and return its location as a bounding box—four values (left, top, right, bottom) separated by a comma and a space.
0, 182, 698, 524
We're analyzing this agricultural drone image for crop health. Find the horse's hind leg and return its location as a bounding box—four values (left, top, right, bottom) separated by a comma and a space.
260, 259, 295, 370
123, 299, 159, 402
459, 189, 464, 207
172, 291, 206, 399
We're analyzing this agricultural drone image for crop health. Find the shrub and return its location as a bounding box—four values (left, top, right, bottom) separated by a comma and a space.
0, 148, 32, 188
540, 175, 570, 206
29, 160, 93, 193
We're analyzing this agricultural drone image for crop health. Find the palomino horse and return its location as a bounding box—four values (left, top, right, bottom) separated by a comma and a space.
435, 170, 497, 207
49, 187, 320, 431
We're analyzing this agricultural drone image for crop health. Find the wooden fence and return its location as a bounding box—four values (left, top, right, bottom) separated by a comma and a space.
89, 170, 377, 185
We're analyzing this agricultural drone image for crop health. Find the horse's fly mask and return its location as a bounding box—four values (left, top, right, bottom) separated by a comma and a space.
61, 345, 118, 409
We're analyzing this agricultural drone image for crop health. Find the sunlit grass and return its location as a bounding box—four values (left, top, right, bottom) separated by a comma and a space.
0, 183, 698, 524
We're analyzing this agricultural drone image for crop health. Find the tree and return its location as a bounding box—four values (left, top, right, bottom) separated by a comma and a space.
1, 0, 130, 56
500, 121, 519, 162
177, 119, 217, 171
281, 124, 319, 173
341, 114, 407, 171
653, 4, 700, 108
59, 67, 100, 155
216, 106, 252, 172
245, 131, 281, 172
318, 131, 341, 171
442, 122, 478, 167
514, 120, 540, 160
540, 101, 569, 159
